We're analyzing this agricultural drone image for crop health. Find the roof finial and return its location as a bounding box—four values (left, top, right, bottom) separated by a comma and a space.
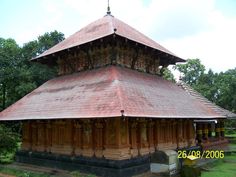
107, 0, 111, 15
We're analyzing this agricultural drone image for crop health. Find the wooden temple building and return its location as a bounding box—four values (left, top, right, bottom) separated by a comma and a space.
0, 9, 235, 177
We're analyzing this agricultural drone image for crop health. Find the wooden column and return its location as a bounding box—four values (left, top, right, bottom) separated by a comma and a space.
137, 119, 149, 155
196, 123, 203, 145
103, 117, 131, 160
45, 121, 52, 152
147, 120, 155, 153
215, 122, 221, 139
158, 119, 166, 149
208, 123, 212, 138
203, 123, 209, 142
187, 120, 195, 147
31, 121, 38, 151
51, 120, 73, 155
129, 120, 138, 157
81, 119, 94, 157
37, 121, 46, 152
73, 120, 83, 156
220, 121, 225, 139
153, 120, 159, 150
176, 120, 181, 148
94, 120, 104, 158
173, 120, 178, 148
21, 121, 32, 151
182, 120, 188, 147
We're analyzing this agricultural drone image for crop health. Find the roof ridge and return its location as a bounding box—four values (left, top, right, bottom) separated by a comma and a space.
110, 66, 125, 116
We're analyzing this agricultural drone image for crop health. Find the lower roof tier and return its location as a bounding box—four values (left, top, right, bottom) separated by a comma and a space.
0, 66, 235, 120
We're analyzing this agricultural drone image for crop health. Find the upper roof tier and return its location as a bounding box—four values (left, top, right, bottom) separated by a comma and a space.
32, 14, 185, 63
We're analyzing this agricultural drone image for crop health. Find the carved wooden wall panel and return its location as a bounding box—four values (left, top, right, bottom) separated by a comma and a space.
21, 118, 200, 160
57, 42, 162, 76
105, 118, 117, 147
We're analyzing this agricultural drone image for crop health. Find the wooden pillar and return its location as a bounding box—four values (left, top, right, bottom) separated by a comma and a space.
129, 120, 138, 157
37, 121, 46, 152
187, 120, 195, 147
215, 122, 221, 139
51, 120, 73, 155
208, 123, 212, 138
203, 123, 209, 142
103, 117, 131, 160
94, 120, 104, 158
196, 123, 203, 145
177, 119, 183, 148
153, 119, 159, 150
137, 119, 149, 155
81, 119, 94, 157
31, 121, 38, 151
220, 121, 225, 139
171, 120, 178, 149
158, 119, 167, 149
45, 121, 52, 152
147, 120, 155, 153
21, 121, 32, 151
182, 119, 188, 147
73, 120, 83, 156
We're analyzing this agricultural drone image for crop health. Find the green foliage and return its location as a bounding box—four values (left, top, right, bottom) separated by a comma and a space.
162, 67, 175, 82
201, 153, 236, 177
0, 124, 19, 158
0, 30, 64, 111
0, 166, 50, 177
0, 31, 64, 162
174, 58, 205, 85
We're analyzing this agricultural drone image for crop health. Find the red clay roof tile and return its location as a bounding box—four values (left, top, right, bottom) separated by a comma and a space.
33, 15, 183, 62
1, 66, 234, 121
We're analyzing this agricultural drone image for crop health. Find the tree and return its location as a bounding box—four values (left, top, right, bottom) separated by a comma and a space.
0, 31, 65, 158
0, 31, 65, 111
0, 124, 19, 156
215, 69, 236, 113
194, 69, 219, 103
0, 38, 21, 110
174, 59, 205, 85
163, 67, 175, 82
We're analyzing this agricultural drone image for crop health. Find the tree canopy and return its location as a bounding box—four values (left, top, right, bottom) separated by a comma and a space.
0, 31, 64, 111
175, 59, 236, 113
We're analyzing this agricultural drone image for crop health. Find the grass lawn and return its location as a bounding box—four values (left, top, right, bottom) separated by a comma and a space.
0, 166, 50, 177
201, 152, 236, 177
225, 131, 236, 137
0, 165, 96, 177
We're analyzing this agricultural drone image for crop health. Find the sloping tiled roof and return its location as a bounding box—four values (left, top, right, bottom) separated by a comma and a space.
32, 15, 184, 62
0, 66, 234, 121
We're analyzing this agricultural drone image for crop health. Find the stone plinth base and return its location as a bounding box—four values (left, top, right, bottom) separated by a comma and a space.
103, 148, 131, 160
130, 148, 139, 157
82, 149, 94, 157
139, 148, 150, 156
16, 150, 150, 177
51, 145, 73, 155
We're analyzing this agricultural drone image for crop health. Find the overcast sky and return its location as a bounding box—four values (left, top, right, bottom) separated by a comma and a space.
1, 0, 236, 73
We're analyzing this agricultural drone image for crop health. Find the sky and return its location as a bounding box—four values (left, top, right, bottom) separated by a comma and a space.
1, 0, 236, 73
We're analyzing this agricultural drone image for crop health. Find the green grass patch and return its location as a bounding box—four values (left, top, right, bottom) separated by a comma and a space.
71, 171, 96, 177
201, 153, 236, 177
0, 166, 97, 177
225, 131, 236, 137
0, 165, 50, 177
